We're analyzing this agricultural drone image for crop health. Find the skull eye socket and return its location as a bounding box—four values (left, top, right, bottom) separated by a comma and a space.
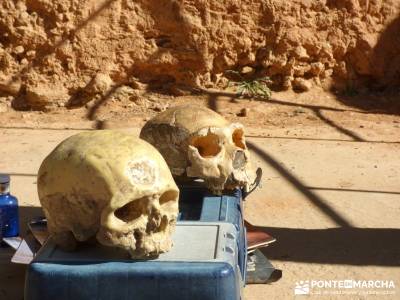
190, 133, 221, 158
114, 197, 149, 223
159, 190, 178, 205
232, 129, 246, 149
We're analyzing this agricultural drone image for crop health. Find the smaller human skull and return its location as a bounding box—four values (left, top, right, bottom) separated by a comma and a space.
38, 130, 179, 258
140, 104, 254, 194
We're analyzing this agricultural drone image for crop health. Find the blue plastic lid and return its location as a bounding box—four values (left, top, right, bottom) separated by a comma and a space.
0, 174, 10, 184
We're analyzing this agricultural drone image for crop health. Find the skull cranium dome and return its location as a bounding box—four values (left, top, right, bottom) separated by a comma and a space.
37, 130, 179, 258
140, 104, 254, 194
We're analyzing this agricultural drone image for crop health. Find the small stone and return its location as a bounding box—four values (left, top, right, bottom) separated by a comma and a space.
241, 66, 254, 75
322, 69, 333, 78
282, 76, 293, 90
237, 108, 250, 117
0, 102, 8, 113
292, 78, 312, 92
110, 85, 138, 102
26, 50, 36, 58
22, 113, 31, 120
26, 83, 70, 109
0, 77, 21, 96
294, 46, 309, 60
14, 45, 24, 54
310, 62, 325, 76
294, 107, 306, 114
87, 73, 113, 95
152, 103, 169, 112
129, 79, 147, 90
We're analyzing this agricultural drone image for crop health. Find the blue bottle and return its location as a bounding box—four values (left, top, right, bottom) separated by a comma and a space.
0, 174, 20, 238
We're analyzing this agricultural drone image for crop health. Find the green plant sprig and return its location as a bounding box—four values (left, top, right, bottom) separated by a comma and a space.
227, 70, 272, 100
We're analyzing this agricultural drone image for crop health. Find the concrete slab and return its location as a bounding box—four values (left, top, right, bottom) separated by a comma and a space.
0, 127, 399, 299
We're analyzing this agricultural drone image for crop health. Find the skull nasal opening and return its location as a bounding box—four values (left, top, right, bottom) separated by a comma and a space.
190, 133, 221, 157
232, 129, 246, 149
114, 197, 149, 223
233, 150, 246, 169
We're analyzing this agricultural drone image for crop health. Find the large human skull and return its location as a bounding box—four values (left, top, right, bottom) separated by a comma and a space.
37, 130, 179, 258
140, 104, 254, 194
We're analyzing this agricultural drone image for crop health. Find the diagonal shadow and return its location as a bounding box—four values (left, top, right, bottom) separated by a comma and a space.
247, 141, 352, 227
313, 109, 365, 141
203, 90, 247, 114
191, 88, 241, 114
20, 0, 117, 78
245, 135, 400, 144
265, 97, 391, 115
198, 89, 385, 115
5, 0, 118, 109
86, 84, 122, 129
85, 45, 183, 127
207, 92, 219, 112
198, 89, 375, 142
306, 186, 400, 195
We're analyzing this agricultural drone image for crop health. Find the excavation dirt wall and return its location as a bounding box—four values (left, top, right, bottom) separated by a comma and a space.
0, 0, 399, 110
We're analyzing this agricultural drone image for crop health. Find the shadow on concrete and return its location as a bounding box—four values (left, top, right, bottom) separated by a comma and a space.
246, 140, 400, 266
305, 186, 400, 195
313, 109, 365, 142
265, 97, 371, 114
265, 99, 370, 142
247, 141, 352, 227
332, 91, 400, 117
246, 134, 400, 144
254, 226, 400, 266
202, 90, 378, 142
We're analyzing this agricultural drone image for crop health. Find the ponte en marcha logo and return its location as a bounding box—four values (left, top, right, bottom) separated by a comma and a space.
295, 279, 396, 295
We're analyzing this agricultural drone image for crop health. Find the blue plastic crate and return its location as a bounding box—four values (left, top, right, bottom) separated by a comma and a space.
25, 222, 242, 300
178, 185, 247, 283
25, 186, 248, 300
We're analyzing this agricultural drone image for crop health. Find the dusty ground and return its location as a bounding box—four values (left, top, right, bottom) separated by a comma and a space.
0, 88, 399, 299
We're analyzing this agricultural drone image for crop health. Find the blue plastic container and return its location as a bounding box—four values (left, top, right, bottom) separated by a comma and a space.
26, 222, 242, 300
25, 185, 247, 300
0, 174, 19, 238
178, 184, 247, 283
